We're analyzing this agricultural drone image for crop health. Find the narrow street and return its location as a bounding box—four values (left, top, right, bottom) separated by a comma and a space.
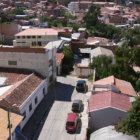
38, 76, 90, 140
18, 76, 91, 140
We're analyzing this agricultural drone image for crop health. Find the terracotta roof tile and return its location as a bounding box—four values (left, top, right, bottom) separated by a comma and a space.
89, 91, 131, 112
94, 76, 136, 97
4, 73, 44, 106
56, 53, 64, 64
15, 28, 58, 36
0, 48, 46, 53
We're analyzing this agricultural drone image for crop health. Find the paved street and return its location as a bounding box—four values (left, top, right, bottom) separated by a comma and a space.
38, 76, 90, 140
18, 76, 91, 140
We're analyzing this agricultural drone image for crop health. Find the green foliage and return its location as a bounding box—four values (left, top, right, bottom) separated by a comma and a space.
0, 13, 11, 23
39, 11, 77, 28
28, 15, 34, 19
40, 17, 48, 22
87, 127, 93, 140
90, 55, 112, 79
8, 8, 25, 15
88, 74, 93, 81
48, 0, 57, 4
83, 4, 121, 39
62, 47, 74, 74
131, 0, 140, 4
118, 97, 140, 138
123, 28, 140, 48
135, 19, 140, 24
136, 80, 140, 92
89, 47, 140, 91
83, 5, 100, 28
133, 47, 140, 67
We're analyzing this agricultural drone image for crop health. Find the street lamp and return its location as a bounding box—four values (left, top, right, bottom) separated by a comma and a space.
8, 104, 17, 140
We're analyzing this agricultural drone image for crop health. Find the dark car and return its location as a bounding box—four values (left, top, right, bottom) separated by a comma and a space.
72, 100, 83, 112
76, 80, 87, 92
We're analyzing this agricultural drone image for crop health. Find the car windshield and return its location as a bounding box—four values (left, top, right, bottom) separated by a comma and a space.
66, 122, 75, 126
77, 83, 83, 86
72, 103, 79, 107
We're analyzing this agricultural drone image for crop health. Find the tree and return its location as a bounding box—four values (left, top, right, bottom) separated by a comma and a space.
89, 47, 140, 91
90, 55, 112, 79
83, 4, 121, 39
62, 46, 74, 74
83, 5, 100, 28
123, 29, 140, 48
118, 97, 140, 139
8, 8, 25, 15
133, 47, 140, 67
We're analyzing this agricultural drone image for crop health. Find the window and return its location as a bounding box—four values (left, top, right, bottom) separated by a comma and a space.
17, 36, 20, 39
27, 36, 31, 39
22, 36, 25, 39
49, 59, 53, 67
38, 36, 41, 38
49, 75, 53, 83
38, 41, 42, 46
29, 104, 32, 112
8, 61, 17, 65
32, 36, 36, 38
22, 111, 26, 120
35, 97, 38, 104
32, 42, 36, 46
43, 88, 45, 96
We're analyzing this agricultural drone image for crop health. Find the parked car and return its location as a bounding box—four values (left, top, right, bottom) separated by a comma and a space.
72, 100, 83, 112
66, 113, 80, 132
76, 80, 87, 92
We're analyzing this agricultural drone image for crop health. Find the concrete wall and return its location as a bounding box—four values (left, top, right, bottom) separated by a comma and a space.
0, 24, 21, 45
89, 107, 128, 130
0, 51, 49, 78
74, 66, 93, 78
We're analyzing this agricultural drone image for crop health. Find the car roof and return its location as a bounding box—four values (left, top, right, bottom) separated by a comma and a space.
77, 80, 85, 84
73, 100, 81, 104
67, 113, 77, 122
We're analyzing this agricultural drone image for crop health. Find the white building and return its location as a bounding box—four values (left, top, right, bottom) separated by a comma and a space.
0, 47, 56, 83
13, 28, 58, 48
0, 69, 47, 140
90, 47, 114, 63
0, 47, 56, 139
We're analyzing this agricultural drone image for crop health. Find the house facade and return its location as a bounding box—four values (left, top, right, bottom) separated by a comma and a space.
0, 69, 47, 140
88, 91, 131, 130
0, 46, 56, 139
13, 28, 58, 48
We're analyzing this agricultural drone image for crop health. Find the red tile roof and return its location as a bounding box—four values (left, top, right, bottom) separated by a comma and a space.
94, 76, 136, 97
15, 28, 58, 36
56, 53, 64, 64
4, 73, 44, 107
0, 68, 31, 85
0, 47, 46, 53
0, 68, 44, 110
89, 91, 131, 112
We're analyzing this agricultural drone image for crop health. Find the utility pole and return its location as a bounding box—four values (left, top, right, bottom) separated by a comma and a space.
8, 109, 12, 140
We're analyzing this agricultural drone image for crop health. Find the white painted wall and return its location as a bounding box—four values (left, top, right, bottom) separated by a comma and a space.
19, 79, 48, 129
